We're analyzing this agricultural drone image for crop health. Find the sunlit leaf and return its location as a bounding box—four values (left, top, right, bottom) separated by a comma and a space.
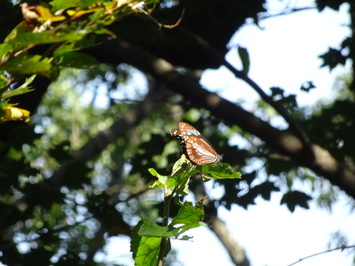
49, 0, 81, 11
170, 201, 205, 231
35, 5, 66, 21
148, 168, 168, 188
137, 201, 204, 239
200, 162, 242, 179
1, 106, 30, 122
138, 212, 182, 238
149, 156, 197, 194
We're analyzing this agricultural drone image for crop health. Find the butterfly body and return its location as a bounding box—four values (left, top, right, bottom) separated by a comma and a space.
170, 122, 223, 165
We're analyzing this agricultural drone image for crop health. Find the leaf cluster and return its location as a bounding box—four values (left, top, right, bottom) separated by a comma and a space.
0, 0, 156, 122
131, 155, 241, 265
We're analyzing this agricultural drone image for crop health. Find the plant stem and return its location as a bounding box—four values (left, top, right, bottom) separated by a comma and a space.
157, 191, 172, 266
157, 165, 193, 265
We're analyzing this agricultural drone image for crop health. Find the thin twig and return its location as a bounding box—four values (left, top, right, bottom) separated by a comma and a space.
247, 151, 292, 161
288, 245, 355, 266
258, 6, 316, 21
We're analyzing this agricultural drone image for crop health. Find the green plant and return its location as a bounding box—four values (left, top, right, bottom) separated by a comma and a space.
131, 155, 241, 265
0, 0, 159, 122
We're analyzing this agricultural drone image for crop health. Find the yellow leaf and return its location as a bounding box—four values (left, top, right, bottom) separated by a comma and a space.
66, 8, 101, 19
2, 107, 31, 122
35, 5, 66, 22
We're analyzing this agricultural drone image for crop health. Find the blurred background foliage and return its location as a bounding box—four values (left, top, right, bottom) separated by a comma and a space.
0, 0, 354, 265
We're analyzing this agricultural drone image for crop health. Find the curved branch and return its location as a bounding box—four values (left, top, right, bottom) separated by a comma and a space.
88, 39, 355, 198
191, 177, 250, 266
50, 86, 170, 188
13, 86, 170, 211
211, 217, 250, 266
177, 26, 312, 150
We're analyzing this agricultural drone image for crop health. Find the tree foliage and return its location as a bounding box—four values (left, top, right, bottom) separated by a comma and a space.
0, 0, 354, 265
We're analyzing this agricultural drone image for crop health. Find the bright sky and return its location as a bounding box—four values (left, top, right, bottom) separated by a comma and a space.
97, 1, 355, 266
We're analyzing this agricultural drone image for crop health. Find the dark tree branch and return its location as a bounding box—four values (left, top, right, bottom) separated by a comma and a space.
84, 227, 106, 266
349, 1, 355, 92
258, 6, 316, 21
211, 217, 250, 266
177, 26, 312, 150
50, 85, 170, 188
191, 177, 250, 266
247, 151, 292, 162
87, 39, 355, 198
12, 85, 170, 213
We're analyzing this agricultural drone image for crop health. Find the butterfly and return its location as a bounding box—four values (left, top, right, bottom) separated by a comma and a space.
170, 122, 223, 165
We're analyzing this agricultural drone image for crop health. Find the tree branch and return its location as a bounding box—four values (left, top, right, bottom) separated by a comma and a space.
177, 26, 312, 150
88, 39, 355, 199
211, 217, 250, 266
50, 86, 170, 188
191, 177, 250, 266
258, 6, 316, 21
288, 244, 355, 266
13, 86, 170, 213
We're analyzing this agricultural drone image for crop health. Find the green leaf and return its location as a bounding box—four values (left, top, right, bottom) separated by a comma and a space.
149, 156, 197, 194
150, 156, 241, 194
3, 22, 28, 43
168, 158, 198, 194
148, 168, 168, 188
54, 35, 99, 55
280, 190, 312, 212
200, 162, 242, 179
50, 0, 103, 11
49, 0, 81, 11
2, 75, 36, 99
8, 32, 69, 51
171, 154, 191, 176
6, 27, 89, 53
0, 55, 58, 79
138, 202, 205, 240
55, 52, 98, 69
0, 43, 12, 59
131, 220, 166, 266
170, 201, 205, 231
138, 212, 184, 238
238, 46, 250, 75
79, 0, 105, 8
